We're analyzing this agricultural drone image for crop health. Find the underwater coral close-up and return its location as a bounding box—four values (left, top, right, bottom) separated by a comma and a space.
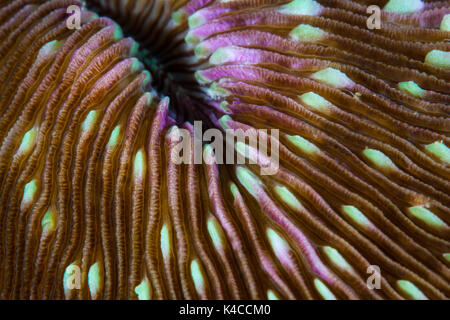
0, 0, 449, 300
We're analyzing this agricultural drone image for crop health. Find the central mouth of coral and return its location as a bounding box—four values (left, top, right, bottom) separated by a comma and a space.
86, 1, 215, 127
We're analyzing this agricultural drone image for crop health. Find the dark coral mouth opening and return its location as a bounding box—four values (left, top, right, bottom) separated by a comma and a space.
86, 0, 218, 128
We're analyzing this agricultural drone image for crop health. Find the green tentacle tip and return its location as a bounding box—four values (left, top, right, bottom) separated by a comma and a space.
63, 263, 80, 293
81, 110, 98, 132
22, 179, 38, 208
129, 58, 142, 73
230, 182, 239, 198
133, 149, 146, 177
41, 209, 56, 232
300, 92, 331, 113
19, 128, 37, 153
290, 24, 325, 42
441, 14, 450, 31
113, 24, 124, 40
218, 115, 232, 130
311, 67, 354, 88
167, 125, 180, 137
287, 134, 319, 155
194, 71, 210, 84
135, 277, 151, 300
207, 217, 223, 250
267, 290, 279, 300
160, 224, 171, 259
88, 262, 101, 297
208, 82, 230, 98
314, 279, 336, 300
425, 50, 450, 69
210, 46, 232, 65
425, 141, 450, 164
235, 141, 249, 160
398, 81, 424, 98
129, 41, 140, 56
274, 185, 303, 210
408, 206, 447, 229
236, 166, 261, 196
279, 0, 322, 16
185, 32, 200, 45
220, 101, 230, 113
363, 148, 395, 170
323, 246, 352, 271
267, 228, 290, 253
107, 125, 121, 148
194, 43, 211, 59
39, 40, 63, 56
188, 12, 205, 28
143, 92, 153, 105
142, 70, 152, 86
383, 0, 424, 14
190, 259, 205, 293
444, 253, 450, 262
396, 280, 428, 300
161, 96, 170, 109
341, 205, 372, 228
172, 9, 186, 25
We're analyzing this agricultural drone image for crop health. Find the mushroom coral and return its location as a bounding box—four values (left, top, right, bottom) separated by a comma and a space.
0, 0, 449, 300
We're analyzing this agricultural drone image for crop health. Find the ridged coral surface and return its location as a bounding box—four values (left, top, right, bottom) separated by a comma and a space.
0, 0, 449, 299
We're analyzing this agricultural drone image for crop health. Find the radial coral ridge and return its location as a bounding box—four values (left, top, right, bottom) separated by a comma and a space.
0, 0, 449, 300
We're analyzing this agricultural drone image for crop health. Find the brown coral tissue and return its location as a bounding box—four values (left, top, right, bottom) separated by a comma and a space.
0, 0, 449, 300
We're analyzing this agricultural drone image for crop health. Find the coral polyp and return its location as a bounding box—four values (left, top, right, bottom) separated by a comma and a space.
0, 0, 449, 300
